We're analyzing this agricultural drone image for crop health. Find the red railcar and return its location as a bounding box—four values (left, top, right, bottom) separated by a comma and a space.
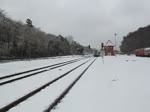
134, 47, 150, 57
135, 49, 144, 56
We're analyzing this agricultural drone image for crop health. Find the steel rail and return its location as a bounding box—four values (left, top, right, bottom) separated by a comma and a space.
0, 58, 93, 112
44, 58, 97, 112
0, 58, 84, 81
0, 58, 87, 86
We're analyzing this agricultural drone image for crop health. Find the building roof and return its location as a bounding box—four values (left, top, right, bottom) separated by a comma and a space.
105, 40, 114, 46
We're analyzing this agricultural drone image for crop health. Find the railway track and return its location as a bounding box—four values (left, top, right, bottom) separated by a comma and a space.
44, 58, 96, 112
0, 57, 96, 112
0, 57, 88, 86
0, 57, 84, 80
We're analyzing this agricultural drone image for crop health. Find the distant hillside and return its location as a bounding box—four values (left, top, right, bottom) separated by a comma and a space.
0, 9, 93, 59
120, 25, 150, 53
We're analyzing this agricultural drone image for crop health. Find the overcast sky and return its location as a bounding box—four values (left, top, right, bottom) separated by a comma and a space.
0, 0, 150, 49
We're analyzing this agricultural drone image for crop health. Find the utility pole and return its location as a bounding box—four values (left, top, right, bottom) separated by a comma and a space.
101, 43, 104, 64
26, 19, 33, 61
114, 33, 117, 56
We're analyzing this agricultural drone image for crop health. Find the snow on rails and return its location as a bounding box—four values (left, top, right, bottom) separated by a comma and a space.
0, 56, 96, 112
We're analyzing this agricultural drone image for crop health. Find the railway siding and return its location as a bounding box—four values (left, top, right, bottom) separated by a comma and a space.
0, 57, 94, 111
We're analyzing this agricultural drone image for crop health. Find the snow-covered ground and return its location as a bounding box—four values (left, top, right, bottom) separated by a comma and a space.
0, 56, 90, 108
0, 55, 82, 77
53, 55, 150, 112
0, 55, 150, 112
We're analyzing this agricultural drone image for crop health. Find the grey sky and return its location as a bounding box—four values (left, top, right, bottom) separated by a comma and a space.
0, 0, 150, 49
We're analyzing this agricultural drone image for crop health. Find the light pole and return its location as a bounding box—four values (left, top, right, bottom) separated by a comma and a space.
101, 43, 104, 64
114, 33, 117, 56
26, 19, 33, 61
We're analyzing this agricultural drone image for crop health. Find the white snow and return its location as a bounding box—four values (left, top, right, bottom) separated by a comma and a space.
0, 55, 150, 112
0, 55, 81, 77
53, 55, 150, 112
9, 58, 95, 112
0, 56, 90, 108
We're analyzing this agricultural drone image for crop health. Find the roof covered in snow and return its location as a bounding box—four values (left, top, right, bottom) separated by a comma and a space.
105, 40, 114, 46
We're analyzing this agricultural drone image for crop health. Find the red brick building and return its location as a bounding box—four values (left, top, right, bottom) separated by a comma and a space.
104, 40, 114, 56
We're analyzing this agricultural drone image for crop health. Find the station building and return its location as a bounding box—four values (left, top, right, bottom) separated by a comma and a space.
104, 40, 114, 56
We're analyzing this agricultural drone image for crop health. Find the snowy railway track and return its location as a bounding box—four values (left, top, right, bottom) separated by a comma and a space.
0, 58, 84, 80
44, 58, 96, 112
0, 57, 96, 112
0, 57, 87, 86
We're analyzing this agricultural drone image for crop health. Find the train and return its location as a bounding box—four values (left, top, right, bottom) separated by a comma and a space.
93, 51, 101, 57
134, 47, 150, 57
